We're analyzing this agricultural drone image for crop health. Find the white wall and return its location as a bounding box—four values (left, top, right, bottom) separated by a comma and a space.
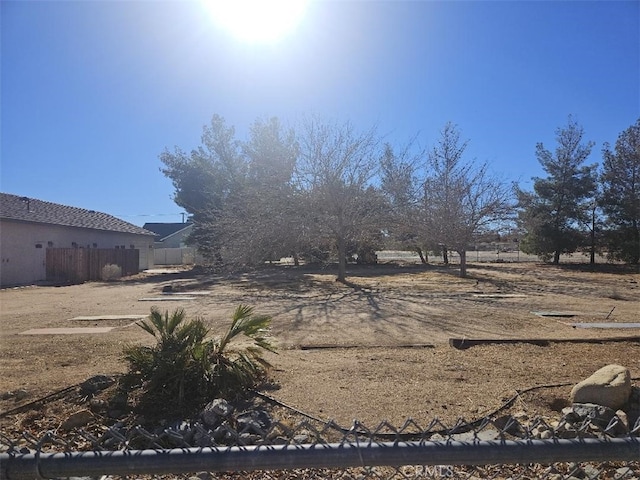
154, 247, 196, 265
0, 220, 155, 286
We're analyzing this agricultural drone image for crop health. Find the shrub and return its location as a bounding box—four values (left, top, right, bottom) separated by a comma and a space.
123, 306, 276, 417
101, 263, 122, 281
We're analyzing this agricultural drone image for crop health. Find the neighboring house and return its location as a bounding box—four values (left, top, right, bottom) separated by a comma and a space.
0, 193, 156, 287
142, 222, 193, 248
143, 222, 197, 265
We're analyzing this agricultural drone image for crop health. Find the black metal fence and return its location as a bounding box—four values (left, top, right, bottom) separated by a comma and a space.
2, 413, 638, 479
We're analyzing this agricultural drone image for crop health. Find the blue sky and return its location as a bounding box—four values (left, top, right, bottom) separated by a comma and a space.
2, 0, 638, 226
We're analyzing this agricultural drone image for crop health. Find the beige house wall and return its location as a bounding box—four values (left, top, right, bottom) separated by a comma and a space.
0, 220, 155, 287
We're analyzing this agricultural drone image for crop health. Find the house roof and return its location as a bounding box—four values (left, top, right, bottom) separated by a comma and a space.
0, 193, 155, 236
142, 222, 192, 242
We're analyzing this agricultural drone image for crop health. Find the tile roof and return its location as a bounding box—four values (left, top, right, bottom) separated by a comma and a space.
0, 193, 155, 236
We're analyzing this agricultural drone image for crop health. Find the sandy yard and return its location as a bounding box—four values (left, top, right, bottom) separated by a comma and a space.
1, 261, 639, 428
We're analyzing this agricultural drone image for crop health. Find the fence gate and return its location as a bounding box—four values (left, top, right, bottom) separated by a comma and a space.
46, 248, 139, 283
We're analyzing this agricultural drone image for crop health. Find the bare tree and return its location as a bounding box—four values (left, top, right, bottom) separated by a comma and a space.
295, 118, 383, 282
421, 123, 513, 277
379, 142, 431, 263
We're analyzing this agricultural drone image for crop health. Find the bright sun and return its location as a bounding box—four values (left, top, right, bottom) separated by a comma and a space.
202, 0, 308, 44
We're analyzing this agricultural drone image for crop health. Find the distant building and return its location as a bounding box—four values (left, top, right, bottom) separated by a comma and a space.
0, 193, 156, 286
142, 222, 193, 248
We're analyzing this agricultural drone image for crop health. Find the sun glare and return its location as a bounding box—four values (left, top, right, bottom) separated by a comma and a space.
203, 0, 308, 44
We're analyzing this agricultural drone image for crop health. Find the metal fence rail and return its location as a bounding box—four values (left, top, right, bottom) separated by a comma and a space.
2, 414, 639, 479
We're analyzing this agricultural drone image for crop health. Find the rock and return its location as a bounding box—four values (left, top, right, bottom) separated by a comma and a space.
89, 398, 108, 412
571, 403, 617, 428
615, 466, 636, 479
236, 409, 272, 435
60, 409, 94, 430
212, 424, 232, 442
570, 364, 631, 410
79, 375, 115, 396
539, 429, 553, 439
193, 429, 215, 447
0, 391, 13, 400
14, 389, 29, 401
582, 465, 601, 478
615, 410, 629, 431
493, 415, 525, 437
562, 406, 582, 424
201, 399, 233, 428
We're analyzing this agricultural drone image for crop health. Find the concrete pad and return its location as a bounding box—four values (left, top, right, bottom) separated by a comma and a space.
144, 268, 186, 274
71, 315, 147, 321
162, 291, 210, 296
570, 323, 640, 329
472, 294, 527, 298
20, 327, 115, 335
138, 297, 196, 301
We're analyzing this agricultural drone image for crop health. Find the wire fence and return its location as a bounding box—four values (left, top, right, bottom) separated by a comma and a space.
2, 408, 638, 479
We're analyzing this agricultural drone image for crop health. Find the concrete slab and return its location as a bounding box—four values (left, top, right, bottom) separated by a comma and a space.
570, 322, 640, 329
472, 294, 527, 298
144, 268, 187, 274
162, 291, 210, 296
20, 327, 115, 335
138, 297, 196, 301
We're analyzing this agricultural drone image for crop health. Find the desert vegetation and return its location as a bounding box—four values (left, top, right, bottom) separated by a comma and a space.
160, 116, 640, 281
122, 306, 276, 418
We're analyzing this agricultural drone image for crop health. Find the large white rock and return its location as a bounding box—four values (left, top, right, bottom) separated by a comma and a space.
570, 364, 632, 410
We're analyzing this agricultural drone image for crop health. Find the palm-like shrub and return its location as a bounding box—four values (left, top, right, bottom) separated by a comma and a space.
204, 305, 277, 398
123, 305, 276, 416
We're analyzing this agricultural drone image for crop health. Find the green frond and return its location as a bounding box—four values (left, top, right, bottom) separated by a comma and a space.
121, 305, 277, 416
166, 308, 186, 335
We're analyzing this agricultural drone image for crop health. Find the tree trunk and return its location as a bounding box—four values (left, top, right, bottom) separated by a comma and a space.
293, 253, 300, 267
590, 205, 596, 266
553, 250, 560, 264
442, 245, 449, 265
416, 248, 427, 264
633, 220, 640, 265
458, 250, 467, 278
337, 237, 347, 283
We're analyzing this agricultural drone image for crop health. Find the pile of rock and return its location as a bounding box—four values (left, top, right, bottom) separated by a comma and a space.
499, 364, 638, 441
560, 364, 638, 438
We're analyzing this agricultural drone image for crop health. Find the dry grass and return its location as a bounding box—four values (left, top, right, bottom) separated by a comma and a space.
1, 261, 639, 427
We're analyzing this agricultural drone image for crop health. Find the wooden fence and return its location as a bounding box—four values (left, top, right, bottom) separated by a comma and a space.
46, 248, 139, 284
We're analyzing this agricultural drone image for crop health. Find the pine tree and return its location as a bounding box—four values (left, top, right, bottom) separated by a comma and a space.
601, 119, 640, 265
517, 117, 597, 264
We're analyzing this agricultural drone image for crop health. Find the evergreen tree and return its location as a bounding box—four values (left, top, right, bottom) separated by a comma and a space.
160, 114, 244, 264
601, 119, 640, 264
517, 117, 597, 264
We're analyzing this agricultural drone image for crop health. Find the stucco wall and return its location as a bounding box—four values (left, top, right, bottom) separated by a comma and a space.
0, 220, 155, 286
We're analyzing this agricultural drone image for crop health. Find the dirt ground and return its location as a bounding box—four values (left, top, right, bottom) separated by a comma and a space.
1, 260, 639, 428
